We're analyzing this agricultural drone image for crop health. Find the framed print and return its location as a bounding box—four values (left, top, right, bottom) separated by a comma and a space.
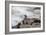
5, 1, 45, 34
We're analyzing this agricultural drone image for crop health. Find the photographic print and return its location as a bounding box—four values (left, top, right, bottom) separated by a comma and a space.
11, 6, 41, 28
9, 4, 43, 32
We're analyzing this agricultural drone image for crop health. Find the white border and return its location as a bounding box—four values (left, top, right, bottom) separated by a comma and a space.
9, 4, 43, 32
